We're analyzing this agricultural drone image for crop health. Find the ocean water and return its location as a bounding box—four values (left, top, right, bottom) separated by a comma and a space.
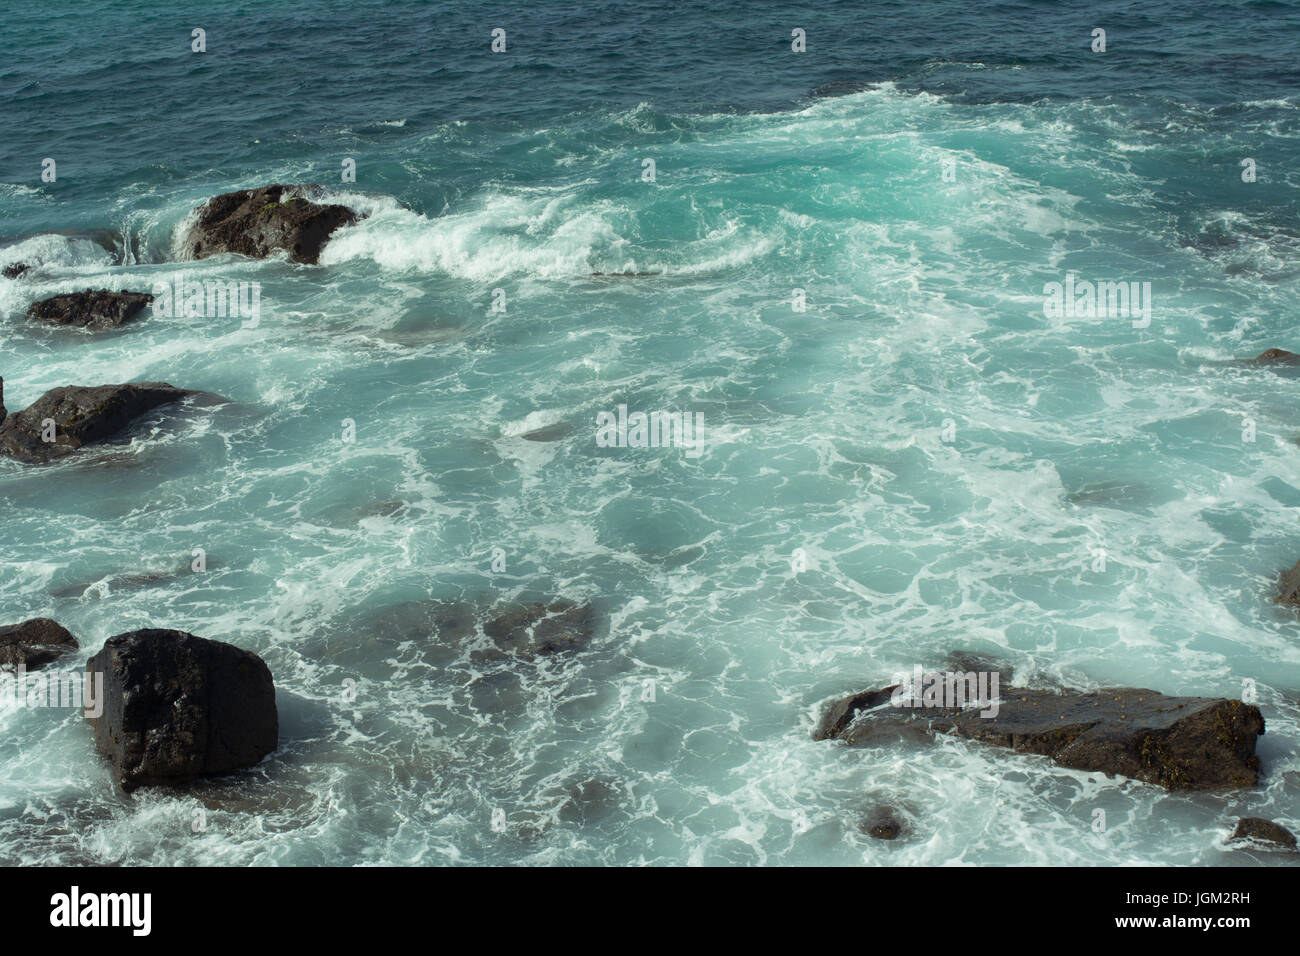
2, 0, 1300, 866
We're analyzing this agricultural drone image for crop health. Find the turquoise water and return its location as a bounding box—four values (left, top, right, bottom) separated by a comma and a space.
2, 0, 1300, 865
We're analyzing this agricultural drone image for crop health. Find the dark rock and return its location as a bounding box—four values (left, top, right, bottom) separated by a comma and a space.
810, 80, 873, 99
49, 565, 204, 600
182, 184, 359, 264
3, 262, 30, 279
27, 289, 154, 330
812, 685, 899, 741
817, 683, 1264, 791
1250, 348, 1300, 365
0, 618, 79, 670
86, 628, 278, 791
482, 599, 598, 660
945, 650, 1016, 685
1278, 558, 1300, 607
1229, 817, 1296, 849
589, 271, 660, 278
0, 381, 197, 463
520, 422, 573, 442
861, 804, 905, 840
559, 778, 622, 825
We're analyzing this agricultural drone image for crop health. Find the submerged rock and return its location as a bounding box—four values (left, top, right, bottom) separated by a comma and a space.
481, 599, 598, 660
861, 804, 906, 840
0, 381, 197, 463
520, 422, 573, 442
86, 629, 278, 791
182, 184, 359, 264
3, 262, 30, 280
0, 618, 79, 670
816, 682, 1264, 791
1229, 817, 1296, 850
27, 289, 154, 330
809, 80, 873, 99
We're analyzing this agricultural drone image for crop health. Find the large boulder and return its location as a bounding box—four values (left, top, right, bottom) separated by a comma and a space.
0, 618, 78, 670
182, 184, 359, 264
816, 682, 1264, 791
86, 629, 278, 791
27, 290, 154, 330
0, 381, 197, 463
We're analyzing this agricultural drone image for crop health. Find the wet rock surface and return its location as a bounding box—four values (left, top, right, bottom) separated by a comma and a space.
0, 618, 79, 670
86, 628, 278, 791
27, 289, 154, 330
861, 804, 906, 840
1277, 558, 1300, 607
520, 422, 574, 442
1229, 817, 1296, 849
182, 184, 359, 264
1249, 348, 1300, 365
816, 682, 1264, 790
0, 381, 197, 463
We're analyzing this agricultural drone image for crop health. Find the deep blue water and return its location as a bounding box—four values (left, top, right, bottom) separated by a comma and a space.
2, 0, 1300, 865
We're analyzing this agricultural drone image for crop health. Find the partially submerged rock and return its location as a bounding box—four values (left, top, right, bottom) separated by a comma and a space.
330, 596, 599, 671
861, 804, 906, 840
182, 184, 359, 264
1229, 817, 1296, 850
27, 289, 154, 330
0, 618, 79, 670
481, 599, 598, 660
1249, 348, 1300, 366
810, 80, 873, 99
520, 422, 573, 442
816, 683, 1264, 790
0, 381, 197, 463
3, 262, 30, 280
1277, 558, 1300, 607
86, 629, 278, 791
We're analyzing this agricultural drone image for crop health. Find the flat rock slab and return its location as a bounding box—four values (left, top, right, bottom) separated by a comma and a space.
816, 684, 1264, 790
182, 184, 359, 264
27, 290, 154, 330
86, 629, 278, 791
0, 618, 79, 670
0, 380, 197, 463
